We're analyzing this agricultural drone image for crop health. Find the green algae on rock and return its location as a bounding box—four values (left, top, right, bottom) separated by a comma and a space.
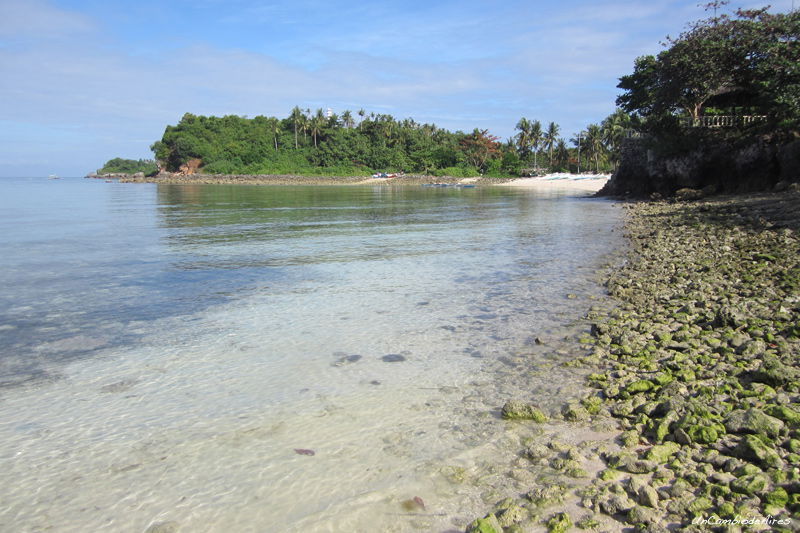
501, 401, 548, 422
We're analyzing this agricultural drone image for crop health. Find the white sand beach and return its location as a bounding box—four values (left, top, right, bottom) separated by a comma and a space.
499, 173, 610, 192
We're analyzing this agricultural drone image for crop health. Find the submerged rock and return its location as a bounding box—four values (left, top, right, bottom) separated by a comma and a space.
545, 512, 571, 533
501, 401, 548, 422
381, 353, 406, 362
466, 513, 503, 533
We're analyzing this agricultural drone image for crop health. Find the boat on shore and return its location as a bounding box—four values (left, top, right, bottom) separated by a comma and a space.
371, 172, 402, 179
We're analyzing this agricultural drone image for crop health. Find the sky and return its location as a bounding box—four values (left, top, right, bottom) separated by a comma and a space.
0, 0, 794, 177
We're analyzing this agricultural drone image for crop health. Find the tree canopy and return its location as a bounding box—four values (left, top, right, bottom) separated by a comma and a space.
617, 6, 800, 130
145, 108, 628, 177
97, 157, 157, 175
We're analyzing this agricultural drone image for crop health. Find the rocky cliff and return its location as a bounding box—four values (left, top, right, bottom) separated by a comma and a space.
599, 136, 800, 198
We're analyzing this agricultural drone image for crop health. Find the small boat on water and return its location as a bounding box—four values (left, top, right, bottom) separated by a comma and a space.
48, 174, 60, 180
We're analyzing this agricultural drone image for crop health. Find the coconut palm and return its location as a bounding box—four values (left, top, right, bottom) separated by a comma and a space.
584, 124, 604, 173
358, 108, 365, 130
341, 110, 355, 129
302, 109, 311, 142
270, 118, 280, 151
529, 120, 542, 169
310, 109, 325, 148
570, 132, 585, 173
514, 118, 531, 162
289, 106, 303, 149
600, 109, 631, 171
554, 138, 569, 171
544, 122, 560, 169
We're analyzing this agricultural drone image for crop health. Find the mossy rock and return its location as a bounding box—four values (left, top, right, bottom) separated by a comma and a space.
645, 442, 681, 463
496, 503, 528, 527
765, 487, 789, 506
562, 402, 590, 422
730, 473, 770, 496
581, 396, 603, 415
688, 497, 713, 515
685, 425, 717, 444
599, 468, 620, 481
620, 430, 640, 448
716, 502, 735, 517
502, 401, 548, 422
576, 515, 600, 529
625, 380, 654, 394
527, 485, 566, 507
546, 511, 572, 533
724, 408, 784, 439
467, 513, 503, 533
734, 434, 783, 469
766, 405, 800, 427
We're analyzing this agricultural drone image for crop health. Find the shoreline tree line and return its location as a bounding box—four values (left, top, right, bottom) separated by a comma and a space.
98, 107, 631, 178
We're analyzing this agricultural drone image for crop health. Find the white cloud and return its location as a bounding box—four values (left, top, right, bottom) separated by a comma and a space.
0, 0, 94, 38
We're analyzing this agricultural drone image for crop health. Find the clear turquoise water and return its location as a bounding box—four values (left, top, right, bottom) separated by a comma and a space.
0, 178, 622, 531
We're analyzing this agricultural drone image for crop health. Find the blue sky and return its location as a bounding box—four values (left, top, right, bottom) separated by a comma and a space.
0, 0, 793, 176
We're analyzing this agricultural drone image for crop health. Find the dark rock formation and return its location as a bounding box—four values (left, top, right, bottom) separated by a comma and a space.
599, 136, 800, 198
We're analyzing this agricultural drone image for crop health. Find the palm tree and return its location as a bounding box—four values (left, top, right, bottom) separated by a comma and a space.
311, 109, 325, 148
358, 108, 365, 131
530, 120, 542, 169
341, 110, 355, 129
554, 138, 569, 171
514, 118, 531, 162
289, 106, 303, 149
584, 124, 604, 173
544, 122, 560, 169
600, 109, 631, 171
570, 132, 584, 173
270, 118, 280, 151
302, 109, 311, 142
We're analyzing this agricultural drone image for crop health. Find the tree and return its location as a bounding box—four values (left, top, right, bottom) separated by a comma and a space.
617, 7, 800, 128
270, 118, 281, 151
358, 108, 366, 131
600, 109, 631, 170
515, 118, 531, 162
584, 124, 604, 173
544, 122, 560, 169
529, 120, 542, 169
459, 129, 500, 173
341, 110, 355, 129
310, 109, 325, 148
570, 132, 584, 173
289, 106, 303, 149
554, 138, 569, 171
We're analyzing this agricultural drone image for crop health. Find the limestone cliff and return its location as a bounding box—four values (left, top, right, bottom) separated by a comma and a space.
599, 136, 800, 198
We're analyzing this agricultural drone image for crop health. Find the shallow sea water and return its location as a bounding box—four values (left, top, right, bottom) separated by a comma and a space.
0, 178, 623, 532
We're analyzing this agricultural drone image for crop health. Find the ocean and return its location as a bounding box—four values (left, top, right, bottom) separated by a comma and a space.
0, 177, 623, 532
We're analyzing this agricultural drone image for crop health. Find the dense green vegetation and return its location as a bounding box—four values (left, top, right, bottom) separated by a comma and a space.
146, 106, 627, 177
97, 157, 158, 175
617, 4, 800, 137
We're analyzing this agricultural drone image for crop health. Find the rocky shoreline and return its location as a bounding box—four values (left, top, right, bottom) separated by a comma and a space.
467, 191, 800, 532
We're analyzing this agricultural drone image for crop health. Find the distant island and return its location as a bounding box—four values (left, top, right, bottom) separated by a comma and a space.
95, 108, 629, 180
